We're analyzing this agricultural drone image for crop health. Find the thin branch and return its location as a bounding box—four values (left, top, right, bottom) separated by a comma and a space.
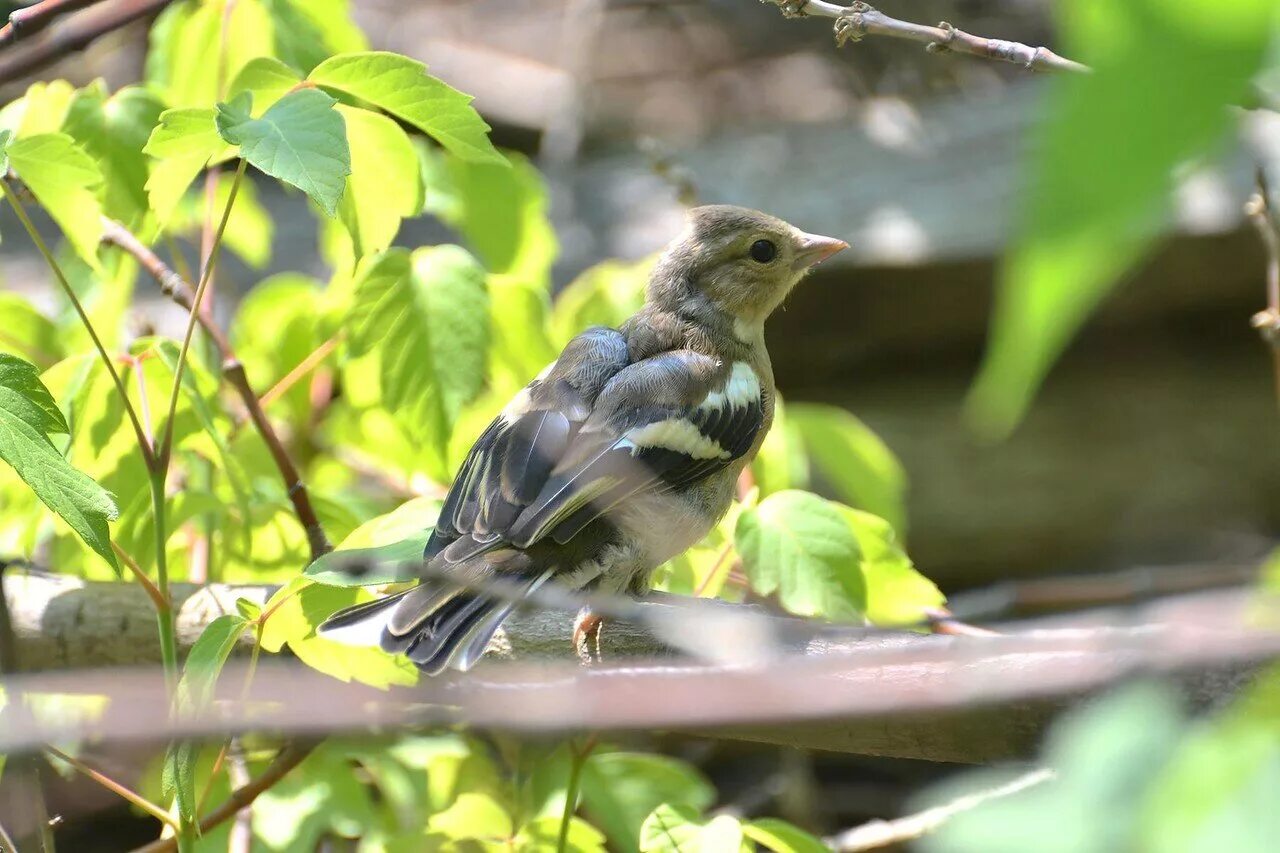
111, 541, 167, 612
766, 1, 1089, 74
44, 745, 177, 829
0, 178, 157, 471
257, 335, 340, 411
100, 217, 333, 561
131, 742, 313, 853
827, 767, 1056, 851
0, 0, 102, 48
0, 0, 174, 84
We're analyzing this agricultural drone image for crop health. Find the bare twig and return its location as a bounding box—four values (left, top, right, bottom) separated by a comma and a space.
100, 217, 333, 561
1246, 167, 1280, 408
0, 0, 102, 48
0, 0, 174, 84
44, 745, 176, 829
765, 1, 1089, 74
131, 742, 313, 853
827, 767, 1056, 851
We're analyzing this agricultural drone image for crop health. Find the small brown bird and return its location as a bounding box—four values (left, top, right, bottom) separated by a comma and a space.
321, 205, 847, 672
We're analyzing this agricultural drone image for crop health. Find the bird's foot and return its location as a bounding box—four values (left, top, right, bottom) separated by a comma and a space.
573, 608, 604, 664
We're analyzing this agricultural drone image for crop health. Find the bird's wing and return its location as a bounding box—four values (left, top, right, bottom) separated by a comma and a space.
425, 326, 630, 559
502, 350, 765, 548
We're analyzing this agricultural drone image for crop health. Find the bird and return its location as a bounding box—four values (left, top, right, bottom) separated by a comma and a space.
319, 205, 847, 674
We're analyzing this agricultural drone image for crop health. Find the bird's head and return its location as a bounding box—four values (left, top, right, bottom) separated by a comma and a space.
650, 204, 848, 330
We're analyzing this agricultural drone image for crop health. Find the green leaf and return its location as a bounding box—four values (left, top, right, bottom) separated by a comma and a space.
62, 84, 164, 228
0, 80, 75, 138
227, 56, 303, 112
263, 0, 368, 75
743, 819, 829, 853
334, 104, 422, 262
640, 804, 745, 853
789, 403, 907, 537
518, 816, 608, 852
176, 613, 250, 711
0, 353, 118, 570
162, 740, 200, 827
310, 51, 503, 165
146, 0, 275, 109
427, 791, 513, 842
306, 537, 427, 587
252, 741, 380, 851
215, 88, 351, 216
0, 294, 63, 368
426, 147, 556, 282
142, 107, 230, 227
306, 496, 440, 586
581, 752, 715, 853
229, 274, 322, 424
839, 507, 943, 627
735, 490, 865, 620
259, 578, 417, 688
550, 256, 653, 348
348, 246, 490, 466
968, 0, 1278, 436
7, 133, 104, 269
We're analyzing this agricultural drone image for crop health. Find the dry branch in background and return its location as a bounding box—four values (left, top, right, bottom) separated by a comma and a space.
0, 0, 174, 84
827, 767, 1056, 851
766, 0, 1089, 74
99, 217, 334, 561
2, 577, 1275, 763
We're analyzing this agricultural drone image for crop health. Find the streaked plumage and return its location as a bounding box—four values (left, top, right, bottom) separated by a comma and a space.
320, 205, 847, 673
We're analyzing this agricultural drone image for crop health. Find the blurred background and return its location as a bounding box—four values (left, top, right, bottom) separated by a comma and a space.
2, 0, 1277, 848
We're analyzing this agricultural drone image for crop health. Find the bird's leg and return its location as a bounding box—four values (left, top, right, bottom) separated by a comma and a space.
573, 608, 604, 663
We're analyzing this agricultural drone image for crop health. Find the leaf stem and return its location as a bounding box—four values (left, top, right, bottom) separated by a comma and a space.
45, 745, 177, 829
557, 735, 597, 853
157, 157, 247, 470
0, 177, 156, 471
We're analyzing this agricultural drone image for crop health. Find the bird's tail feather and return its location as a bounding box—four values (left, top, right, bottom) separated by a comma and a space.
317, 566, 555, 675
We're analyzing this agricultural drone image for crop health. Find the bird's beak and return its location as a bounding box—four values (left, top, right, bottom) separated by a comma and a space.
793, 232, 849, 270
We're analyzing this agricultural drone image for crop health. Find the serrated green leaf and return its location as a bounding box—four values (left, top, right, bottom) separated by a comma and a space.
227, 56, 303, 113
1, 80, 76, 138
518, 816, 608, 852
306, 496, 439, 586
263, 0, 368, 74
146, 0, 275, 109
334, 104, 422, 263
62, 84, 164, 228
789, 403, 907, 537
839, 507, 943, 627
0, 294, 63, 368
0, 353, 118, 570
215, 88, 351, 216
177, 613, 250, 710
428, 148, 557, 283
309, 51, 503, 165
969, 0, 1278, 436
581, 752, 715, 853
348, 246, 490, 469
550, 256, 652, 348
259, 578, 416, 688
743, 819, 829, 853
735, 490, 865, 620
641, 804, 745, 853
142, 107, 230, 227
7, 133, 104, 269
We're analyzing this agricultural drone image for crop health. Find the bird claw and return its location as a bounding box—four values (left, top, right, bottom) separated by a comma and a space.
573, 608, 604, 664
834, 5, 872, 47
763, 0, 809, 19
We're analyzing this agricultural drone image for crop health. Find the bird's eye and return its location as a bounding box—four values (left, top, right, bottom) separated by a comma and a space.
749, 239, 777, 263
